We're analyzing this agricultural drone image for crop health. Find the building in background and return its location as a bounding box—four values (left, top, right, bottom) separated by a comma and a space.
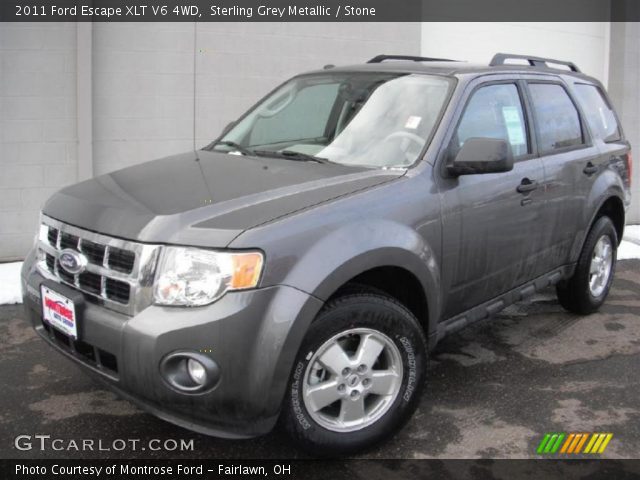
0, 22, 638, 261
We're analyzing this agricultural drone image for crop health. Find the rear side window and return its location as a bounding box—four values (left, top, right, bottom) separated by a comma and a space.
453, 83, 529, 157
528, 83, 583, 152
573, 84, 621, 142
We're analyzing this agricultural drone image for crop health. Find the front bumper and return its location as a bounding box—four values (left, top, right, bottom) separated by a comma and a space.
21, 251, 323, 438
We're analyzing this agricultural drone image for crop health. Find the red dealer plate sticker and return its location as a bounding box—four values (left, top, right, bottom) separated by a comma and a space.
41, 285, 78, 339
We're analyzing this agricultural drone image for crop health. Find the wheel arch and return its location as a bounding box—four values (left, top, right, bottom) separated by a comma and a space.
593, 195, 625, 245
327, 265, 430, 337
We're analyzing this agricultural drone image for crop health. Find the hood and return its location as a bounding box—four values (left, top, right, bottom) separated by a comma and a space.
43, 150, 404, 247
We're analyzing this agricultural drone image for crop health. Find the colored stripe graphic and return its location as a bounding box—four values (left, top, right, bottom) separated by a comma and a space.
597, 434, 613, 453
538, 433, 613, 454
575, 433, 589, 453
537, 433, 566, 454
560, 433, 575, 453
537, 433, 551, 454
551, 433, 565, 453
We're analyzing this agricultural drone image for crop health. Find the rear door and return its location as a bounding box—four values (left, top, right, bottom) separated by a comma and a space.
523, 76, 597, 268
571, 80, 630, 242
437, 76, 547, 319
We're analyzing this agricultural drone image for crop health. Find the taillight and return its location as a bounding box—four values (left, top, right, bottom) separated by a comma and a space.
626, 151, 632, 187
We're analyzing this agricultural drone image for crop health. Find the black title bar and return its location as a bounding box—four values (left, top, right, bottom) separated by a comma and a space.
1, 0, 640, 22
2, 459, 640, 480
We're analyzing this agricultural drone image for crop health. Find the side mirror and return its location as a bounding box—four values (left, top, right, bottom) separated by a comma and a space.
447, 137, 514, 176
221, 121, 236, 136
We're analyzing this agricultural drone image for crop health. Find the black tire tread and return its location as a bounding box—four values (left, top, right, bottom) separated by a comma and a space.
282, 291, 427, 456
556, 215, 617, 314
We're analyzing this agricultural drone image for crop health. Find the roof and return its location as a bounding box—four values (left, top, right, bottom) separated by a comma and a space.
305, 54, 596, 82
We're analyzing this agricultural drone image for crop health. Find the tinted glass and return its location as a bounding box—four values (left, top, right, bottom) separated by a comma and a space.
249, 83, 339, 146
219, 73, 452, 168
454, 83, 528, 157
528, 83, 583, 152
574, 84, 621, 142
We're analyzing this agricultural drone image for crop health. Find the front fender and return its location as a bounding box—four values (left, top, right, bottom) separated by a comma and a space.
310, 219, 434, 290
246, 220, 441, 417
274, 218, 441, 336
229, 173, 442, 412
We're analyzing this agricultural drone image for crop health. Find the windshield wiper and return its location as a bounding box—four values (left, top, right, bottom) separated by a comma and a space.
253, 150, 331, 164
211, 140, 254, 156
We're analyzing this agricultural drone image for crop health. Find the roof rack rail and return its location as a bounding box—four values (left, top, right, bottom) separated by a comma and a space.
367, 54, 455, 64
489, 53, 581, 73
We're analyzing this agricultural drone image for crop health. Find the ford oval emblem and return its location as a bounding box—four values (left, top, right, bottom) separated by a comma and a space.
58, 249, 88, 275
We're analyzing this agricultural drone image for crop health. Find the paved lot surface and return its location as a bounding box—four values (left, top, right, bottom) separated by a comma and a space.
1, 260, 639, 460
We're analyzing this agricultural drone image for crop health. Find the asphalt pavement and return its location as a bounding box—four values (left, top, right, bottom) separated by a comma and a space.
1, 260, 639, 460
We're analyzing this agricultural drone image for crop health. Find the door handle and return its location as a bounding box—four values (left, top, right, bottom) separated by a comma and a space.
583, 162, 599, 175
516, 178, 538, 194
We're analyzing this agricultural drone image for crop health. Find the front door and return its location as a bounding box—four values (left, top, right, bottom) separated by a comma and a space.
437, 79, 546, 319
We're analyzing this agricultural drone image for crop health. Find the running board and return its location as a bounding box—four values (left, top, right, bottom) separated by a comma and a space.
435, 265, 574, 343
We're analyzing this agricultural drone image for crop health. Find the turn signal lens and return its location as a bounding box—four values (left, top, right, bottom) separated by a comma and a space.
230, 252, 264, 289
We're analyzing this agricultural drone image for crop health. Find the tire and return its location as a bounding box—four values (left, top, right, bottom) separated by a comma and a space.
556, 216, 618, 314
281, 293, 427, 456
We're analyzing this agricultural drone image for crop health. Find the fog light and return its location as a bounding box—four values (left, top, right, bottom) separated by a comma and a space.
187, 358, 207, 385
160, 351, 221, 393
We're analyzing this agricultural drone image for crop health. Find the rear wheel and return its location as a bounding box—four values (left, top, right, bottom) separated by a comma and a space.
281, 293, 427, 456
556, 216, 618, 314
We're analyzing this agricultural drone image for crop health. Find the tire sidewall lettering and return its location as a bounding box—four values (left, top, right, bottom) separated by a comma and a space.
291, 361, 312, 430
397, 335, 417, 403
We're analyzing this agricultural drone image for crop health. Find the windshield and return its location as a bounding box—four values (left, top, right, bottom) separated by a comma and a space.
211, 73, 452, 168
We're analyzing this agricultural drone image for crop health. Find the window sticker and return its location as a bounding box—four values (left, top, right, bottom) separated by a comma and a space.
502, 106, 525, 146
405, 115, 422, 129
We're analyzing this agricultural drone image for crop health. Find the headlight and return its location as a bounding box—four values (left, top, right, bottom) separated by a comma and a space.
153, 247, 263, 306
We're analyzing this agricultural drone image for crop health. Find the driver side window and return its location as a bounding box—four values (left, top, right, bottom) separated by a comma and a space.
453, 83, 529, 158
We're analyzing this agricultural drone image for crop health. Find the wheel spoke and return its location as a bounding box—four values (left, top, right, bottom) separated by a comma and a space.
339, 397, 366, 424
589, 236, 614, 297
369, 370, 400, 396
302, 327, 405, 433
318, 342, 351, 376
354, 333, 385, 368
305, 380, 341, 412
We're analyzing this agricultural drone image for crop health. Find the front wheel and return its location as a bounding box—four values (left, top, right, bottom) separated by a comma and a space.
557, 216, 618, 314
281, 293, 427, 456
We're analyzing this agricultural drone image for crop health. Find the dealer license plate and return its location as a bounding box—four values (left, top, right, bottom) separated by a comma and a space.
41, 285, 78, 339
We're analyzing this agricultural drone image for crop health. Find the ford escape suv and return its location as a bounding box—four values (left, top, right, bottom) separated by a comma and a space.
21, 53, 632, 455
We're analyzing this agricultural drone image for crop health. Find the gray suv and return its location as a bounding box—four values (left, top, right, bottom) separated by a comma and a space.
21, 53, 632, 455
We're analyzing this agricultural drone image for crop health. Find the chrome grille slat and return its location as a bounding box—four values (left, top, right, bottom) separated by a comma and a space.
36, 215, 161, 316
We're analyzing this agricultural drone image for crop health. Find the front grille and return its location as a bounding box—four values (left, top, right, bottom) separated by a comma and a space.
81, 240, 106, 265
45, 253, 55, 271
107, 247, 135, 274
47, 227, 58, 246
79, 271, 101, 295
36, 215, 161, 316
60, 232, 79, 250
105, 278, 130, 304
58, 266, 74, 285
